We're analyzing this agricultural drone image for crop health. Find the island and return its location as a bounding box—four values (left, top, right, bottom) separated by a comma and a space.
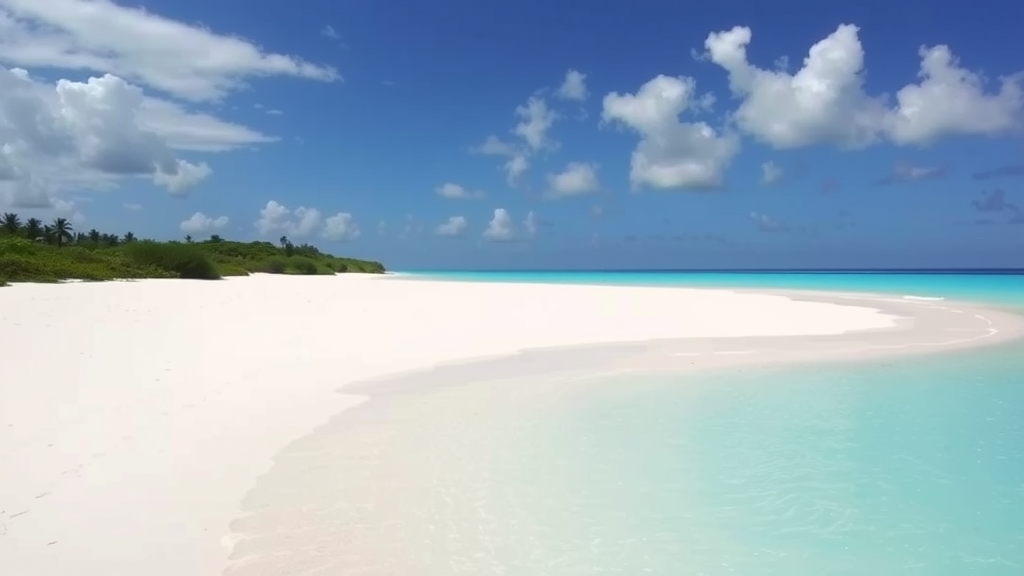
0, 213, 386, 286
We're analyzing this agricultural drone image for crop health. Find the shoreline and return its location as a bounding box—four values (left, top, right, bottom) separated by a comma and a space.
329, 289, 1024, 401
224, 289, 1024, 575
0, 274, 1020, 575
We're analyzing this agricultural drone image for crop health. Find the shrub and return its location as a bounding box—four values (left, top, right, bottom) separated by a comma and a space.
216, 263, 251, 277
120, 241, 221, 280
0, 238, 171, 282
288, 256, 318, 275
258, 256, 288, 274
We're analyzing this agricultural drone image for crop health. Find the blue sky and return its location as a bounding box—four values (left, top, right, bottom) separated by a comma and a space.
1, 0, 1022, 269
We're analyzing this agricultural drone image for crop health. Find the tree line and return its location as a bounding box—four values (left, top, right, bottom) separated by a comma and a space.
1, 211, 386, 285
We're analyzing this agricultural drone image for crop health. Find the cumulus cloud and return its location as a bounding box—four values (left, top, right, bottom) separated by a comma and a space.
435, 215, 468, 237
473, 135, 518, 156
484, 208, 515, 241
179, 211, 228, 234
435, 182, 484, 199
254, 200, 362, 240
503, 155, 529, 186
0, 0, 338, 102
514, 96, 558, 151
703, 24, 1023, 149
483, 208, 536, 242
0, 66, 213, 209
556, 69, 589, 101
602, 75, 739, 190
0, 1, 335, 210
546, 162, 600, 198
760, 161, 783, 184
154, 160, 212, 196
254, 200, 323, 237
523, 210, 537, 238
322, 212, 360, 240
474, 92, 560, 186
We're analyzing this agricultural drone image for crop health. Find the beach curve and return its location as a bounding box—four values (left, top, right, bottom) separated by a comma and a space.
0, 273, 1020, 576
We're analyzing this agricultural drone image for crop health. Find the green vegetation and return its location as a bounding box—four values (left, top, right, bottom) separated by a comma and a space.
0, 212, 385, 285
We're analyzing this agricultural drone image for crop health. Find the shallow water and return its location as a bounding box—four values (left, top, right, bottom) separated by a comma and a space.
229, 273, 1024, 575
401, 270, 1024, 308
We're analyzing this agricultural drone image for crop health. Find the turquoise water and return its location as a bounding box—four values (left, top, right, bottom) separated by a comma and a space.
384, 272, 1022, 573
235, 273, 1024, 574
400, 270, 1024, 308
514, 341, 1024, 574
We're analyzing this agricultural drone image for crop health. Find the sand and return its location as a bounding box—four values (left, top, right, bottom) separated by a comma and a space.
0, 273, 1019, 576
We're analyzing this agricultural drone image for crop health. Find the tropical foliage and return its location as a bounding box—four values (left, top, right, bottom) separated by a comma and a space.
0, 212, 386, 286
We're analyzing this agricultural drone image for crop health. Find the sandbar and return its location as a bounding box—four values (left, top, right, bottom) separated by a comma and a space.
0, 274, 1020, 575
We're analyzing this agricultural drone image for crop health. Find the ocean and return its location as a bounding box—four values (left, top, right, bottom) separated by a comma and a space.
234, 272, 1024, 575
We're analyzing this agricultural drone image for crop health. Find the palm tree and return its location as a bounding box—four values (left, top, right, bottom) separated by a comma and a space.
1, 212, 20, 236
184, 234, 193, 243
24, 218, 43, 241
49, 217, 74, 248
279, 235, 289, 248
123, 231, 136, 243
88, 229, 101, 244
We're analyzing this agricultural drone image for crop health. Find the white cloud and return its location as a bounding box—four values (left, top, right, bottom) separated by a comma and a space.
602, 75, 740, 190
153, 160, 212, 196
504, 154, 529, 186
474, 92, 560, 187
483, 208, 536, 242
0, 0, 339, 102
547, 162, 600, 198
473, 135, 518, 156
137, 97, 276, 152
760, 161, 783, 184
703, 24, 1024, 149
321, 25, 340, 39
514, 96, 557, 151
886, 45, 1023, 144
0, 1, 308, 209
0, 66, 213, 209
179, 211, 228, 234
483, 208, 515, 241
254, 200, 359, 241
322, 212, 359, 241
435, 215, 468, 237
556, 69, 589, 101
523, 210, 537, 238
254, 200, 322, 237
436, 182, 484, 199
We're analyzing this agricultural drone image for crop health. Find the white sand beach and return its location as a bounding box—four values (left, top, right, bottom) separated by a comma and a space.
0, 274, 1020, 576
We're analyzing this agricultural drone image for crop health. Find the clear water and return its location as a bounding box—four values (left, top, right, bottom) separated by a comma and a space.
401, 270, 1024, 308
235, 273, 1024, 575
